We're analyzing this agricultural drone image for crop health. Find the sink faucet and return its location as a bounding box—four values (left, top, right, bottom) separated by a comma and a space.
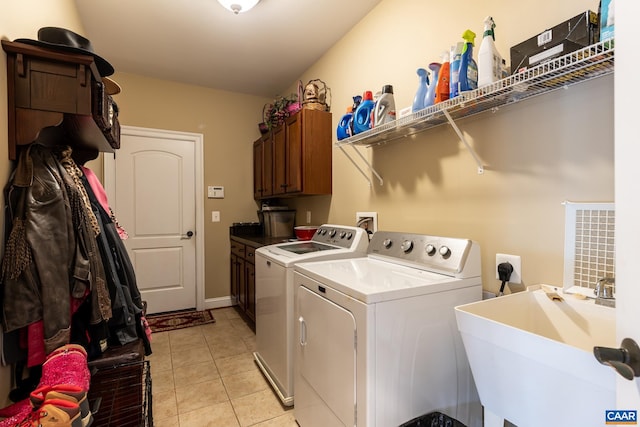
594, 277, 615, 308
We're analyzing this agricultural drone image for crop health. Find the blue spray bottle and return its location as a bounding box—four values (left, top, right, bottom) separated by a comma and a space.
449, 42, 463, 98
423, 62, 441, 108
458, 29, 478, 93
412, 68, 429, 112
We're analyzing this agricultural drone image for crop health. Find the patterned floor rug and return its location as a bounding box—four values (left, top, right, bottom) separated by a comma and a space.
146, 308, 216, 332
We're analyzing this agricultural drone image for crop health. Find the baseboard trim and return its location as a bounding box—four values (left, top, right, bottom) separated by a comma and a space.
204, 296, 235, 310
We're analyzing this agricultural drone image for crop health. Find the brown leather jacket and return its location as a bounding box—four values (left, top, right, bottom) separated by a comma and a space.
1, 143, 111, 355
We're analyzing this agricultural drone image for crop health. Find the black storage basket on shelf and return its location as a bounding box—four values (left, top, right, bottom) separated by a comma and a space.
399, 411, 466, 427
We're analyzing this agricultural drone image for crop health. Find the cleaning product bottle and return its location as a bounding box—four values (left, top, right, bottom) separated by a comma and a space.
449, 42, 463, 98
412, 68, 429, 112
348, 95, 362, 136
458, 29, 478, 93
435, 51, 450, 104
373, 85, 396, 127
336, 106, 354, 141
370, 90, 382, 129
353, 91, 375, 135
477, 16, 504, 87
423, 63, 441, 108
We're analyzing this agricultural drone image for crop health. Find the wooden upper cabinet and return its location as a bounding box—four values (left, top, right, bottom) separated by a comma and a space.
253, 134, 274, 199
260, 108, 332, 199
273, 124, 287, 194
285, 112, 303, 193
253, 138, 264, 199
2, 40, 118, 160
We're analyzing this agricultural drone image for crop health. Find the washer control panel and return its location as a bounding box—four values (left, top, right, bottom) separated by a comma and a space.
312, 225, 367, 249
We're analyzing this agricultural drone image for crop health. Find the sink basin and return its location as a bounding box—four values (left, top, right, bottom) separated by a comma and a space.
455, 288, 616, 427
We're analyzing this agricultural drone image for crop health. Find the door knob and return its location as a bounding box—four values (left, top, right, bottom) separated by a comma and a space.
593, 338, 640, 380
182, 231, 194, 239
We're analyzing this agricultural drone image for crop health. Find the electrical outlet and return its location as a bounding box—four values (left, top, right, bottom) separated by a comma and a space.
356, 211, 378, 233
211, 211, 220, 222
496, 253, 522, 284
306, 211, 311, 224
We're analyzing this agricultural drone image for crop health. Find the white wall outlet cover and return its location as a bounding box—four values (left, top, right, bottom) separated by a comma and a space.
356, 211, 378, 233
212, 211, 221, 222
496, 253, 522, 284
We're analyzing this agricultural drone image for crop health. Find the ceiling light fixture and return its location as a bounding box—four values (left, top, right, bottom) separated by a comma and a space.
216, 0, 260, 14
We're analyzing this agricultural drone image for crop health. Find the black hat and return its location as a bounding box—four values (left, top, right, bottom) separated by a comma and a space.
15, 27, 114, 77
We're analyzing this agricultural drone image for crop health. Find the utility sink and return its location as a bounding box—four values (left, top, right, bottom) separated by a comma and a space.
455, 287, 616, 427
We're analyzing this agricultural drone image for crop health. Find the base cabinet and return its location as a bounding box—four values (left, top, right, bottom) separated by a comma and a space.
230, 237, 256, 323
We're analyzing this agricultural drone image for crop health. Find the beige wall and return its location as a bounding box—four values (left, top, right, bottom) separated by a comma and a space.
111, 72, 270, 299
286, 0, 613, 295
0, 0, 87, 407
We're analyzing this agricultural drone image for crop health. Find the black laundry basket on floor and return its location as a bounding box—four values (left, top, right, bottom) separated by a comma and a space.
399, 411, 466, 427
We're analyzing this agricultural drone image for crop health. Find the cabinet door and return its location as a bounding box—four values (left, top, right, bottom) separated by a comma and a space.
237, 257, 247, 310
285, 113, 303, 193
245, 262, 256, 321
263, 136, 274, 197
230, 254, 240, 302
253, 139, 264, 199
273, 124, 287, 195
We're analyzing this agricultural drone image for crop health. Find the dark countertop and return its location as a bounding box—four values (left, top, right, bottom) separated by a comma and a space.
230, 234, 293, 249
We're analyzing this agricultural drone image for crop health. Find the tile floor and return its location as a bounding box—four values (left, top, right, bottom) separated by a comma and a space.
149, 307, 297, 427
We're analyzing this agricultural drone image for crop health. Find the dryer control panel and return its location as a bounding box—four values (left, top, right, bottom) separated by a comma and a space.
368, 231, 480, 278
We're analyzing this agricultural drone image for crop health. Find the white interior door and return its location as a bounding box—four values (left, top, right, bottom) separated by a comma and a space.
104, 126, 204, 314
616, 3, 640, 411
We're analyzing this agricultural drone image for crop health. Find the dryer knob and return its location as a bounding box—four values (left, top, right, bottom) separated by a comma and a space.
339, 231, 347, 238
383, 238, 393, 248
321, 229, 327, 235
316, 229, 322, 235
346, 232, 353, 240
401, 240, 413, 253
439, 246, 451, 257
425, 244, 436, 256
329, 229, 337, 237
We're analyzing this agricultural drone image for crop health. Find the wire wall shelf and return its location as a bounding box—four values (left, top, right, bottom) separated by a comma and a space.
336, 39, 614, 184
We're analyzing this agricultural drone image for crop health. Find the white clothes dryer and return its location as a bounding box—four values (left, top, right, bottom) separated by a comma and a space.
293, 231, 483, 427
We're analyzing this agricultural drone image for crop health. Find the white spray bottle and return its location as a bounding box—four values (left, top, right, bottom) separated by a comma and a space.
477, 16, 504, 88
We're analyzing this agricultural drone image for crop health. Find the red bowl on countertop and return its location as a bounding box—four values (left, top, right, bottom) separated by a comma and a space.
294, 226, 318, 241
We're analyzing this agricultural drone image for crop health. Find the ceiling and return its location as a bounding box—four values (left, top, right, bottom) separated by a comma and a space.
74, 0, 382, 98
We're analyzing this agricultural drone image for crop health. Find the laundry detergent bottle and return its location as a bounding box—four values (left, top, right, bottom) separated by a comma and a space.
458, 29, 478, 93
477, 16, 504, 87
348, 95, 362, 136
435, 51, 450, 104
423, 63, 441, 108
336, 106, 354, 141
373, 85, 396, 127
412, 68, 429, 112
353, 91, 375, 135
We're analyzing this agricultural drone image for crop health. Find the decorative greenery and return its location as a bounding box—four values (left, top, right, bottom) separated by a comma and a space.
263, 94, 299, 130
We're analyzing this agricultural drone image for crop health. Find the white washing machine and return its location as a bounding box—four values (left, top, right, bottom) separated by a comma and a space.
254, 224, 369, 406
293, 231, 483, 427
